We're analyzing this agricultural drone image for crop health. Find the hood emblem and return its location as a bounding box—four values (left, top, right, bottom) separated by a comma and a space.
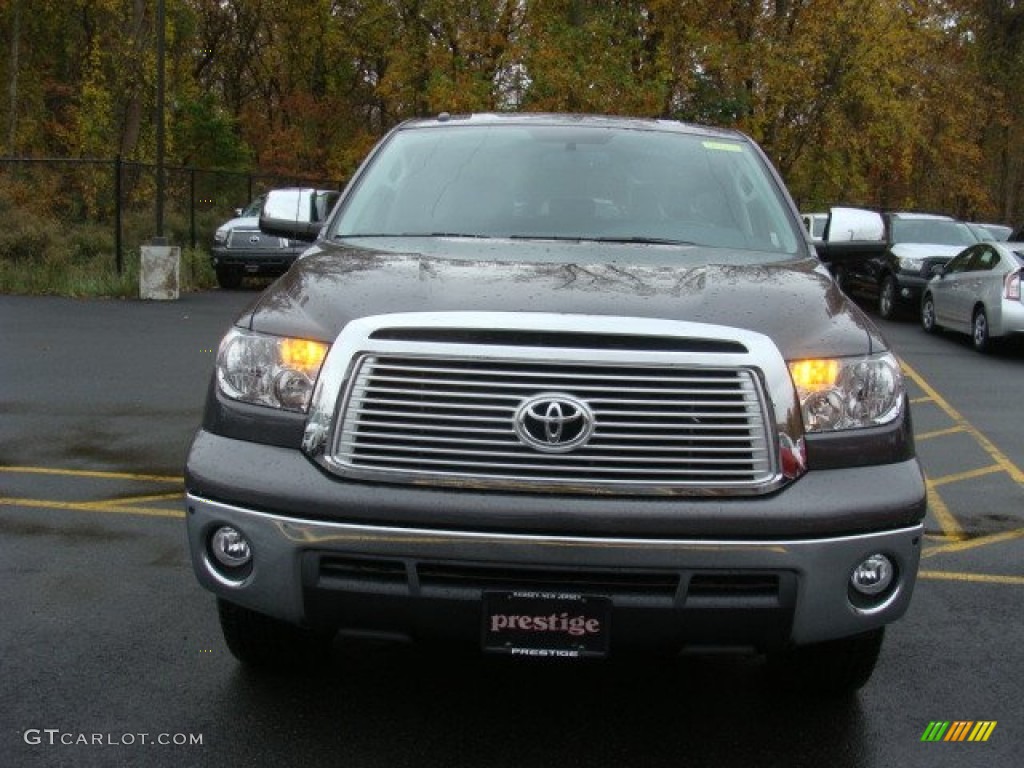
514, 393, 595, 453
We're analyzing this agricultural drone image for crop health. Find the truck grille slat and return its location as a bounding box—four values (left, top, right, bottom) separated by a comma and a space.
361, 387, 757, 407
356, 400, 513, 415
348, 428, 764, 449
368, 360, 745, 385
354, 386, 525, 402
329, 353, 776, 492
345, 456, 761, 478
349, 444, 767, 463
368, 374, 751, 395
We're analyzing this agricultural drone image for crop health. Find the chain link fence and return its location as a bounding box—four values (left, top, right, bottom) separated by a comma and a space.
0, 156, 343, 282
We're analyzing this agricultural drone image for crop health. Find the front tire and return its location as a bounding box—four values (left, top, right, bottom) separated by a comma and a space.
215, 265, 243, 290
217, 599, 333, 670
921, 293, 937, 333
767, 628, 884, 697
878, 275, 898, 320
972, 307, 991, 353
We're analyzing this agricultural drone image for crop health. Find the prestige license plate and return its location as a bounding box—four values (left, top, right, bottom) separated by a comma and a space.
482, 591, 611, 659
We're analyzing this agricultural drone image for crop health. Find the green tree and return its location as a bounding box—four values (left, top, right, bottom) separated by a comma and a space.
520, 0, 662, 114
0, 0, 1020, 227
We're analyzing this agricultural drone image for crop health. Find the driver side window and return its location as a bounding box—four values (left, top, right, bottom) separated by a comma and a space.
975, 247, 997, 271
945, 247, 976, 274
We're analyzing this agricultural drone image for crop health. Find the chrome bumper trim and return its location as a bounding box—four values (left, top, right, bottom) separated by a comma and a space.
186, 492, 922, 646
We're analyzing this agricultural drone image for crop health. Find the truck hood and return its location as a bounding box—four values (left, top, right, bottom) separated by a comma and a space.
216, 215, 258, 232
240, 239, 885, 360
890, 242, 965, 260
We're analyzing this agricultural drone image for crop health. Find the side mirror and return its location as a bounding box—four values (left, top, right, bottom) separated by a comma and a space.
259, 188, 340, 242
824, 207, 884, 242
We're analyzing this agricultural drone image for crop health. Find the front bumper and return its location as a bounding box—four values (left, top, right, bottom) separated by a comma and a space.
186, 430, 925, 538
211, 246, 304, 276
186, 487, 924, 652
894, 272, 930, 305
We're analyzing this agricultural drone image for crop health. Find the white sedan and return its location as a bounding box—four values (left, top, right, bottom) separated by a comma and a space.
921, 241, 1024, 352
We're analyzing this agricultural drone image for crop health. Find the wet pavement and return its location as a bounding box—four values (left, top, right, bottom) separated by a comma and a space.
1, 292, 1022, 767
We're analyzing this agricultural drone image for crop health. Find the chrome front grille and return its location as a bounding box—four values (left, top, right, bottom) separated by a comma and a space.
226, 228, 282, 250
329, 354, 774, 493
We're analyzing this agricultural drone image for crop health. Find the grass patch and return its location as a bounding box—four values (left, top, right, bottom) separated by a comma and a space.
0, 200, 218, 297
0, 244, 217, 297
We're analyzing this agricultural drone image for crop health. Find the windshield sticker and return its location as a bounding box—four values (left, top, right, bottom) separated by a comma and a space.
702, 141, 743, 153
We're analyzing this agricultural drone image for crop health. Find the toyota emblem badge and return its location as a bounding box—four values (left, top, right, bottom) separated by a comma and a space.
514, 393, 595, 453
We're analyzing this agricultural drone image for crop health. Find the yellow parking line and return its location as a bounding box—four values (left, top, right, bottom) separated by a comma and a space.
916, 426, 966, 441
924, 528, 1024, 559
909, 395, 934, 405
0, 496, 184, 519
925, 483, 966, 541
902, 362, 1024, 486
920, 570, 1024, 586
104, 492, 184, 506
0, 465, 182, 484
929, 464, 1005, 488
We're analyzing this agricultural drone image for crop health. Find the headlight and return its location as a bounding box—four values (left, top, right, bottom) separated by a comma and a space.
216, 328, 328, 412
897, 256, 923, 271
214, 227, 229, 245
789, 352, 903, 432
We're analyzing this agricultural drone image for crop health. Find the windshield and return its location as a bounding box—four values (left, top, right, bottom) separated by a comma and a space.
330, 123, 801, 256
240, 197, 264, 218
891, 218, 978, 246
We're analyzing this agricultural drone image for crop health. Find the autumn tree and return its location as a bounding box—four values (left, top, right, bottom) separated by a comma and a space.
1, 0, 1022, 224
950, 0, 1024, 224
518, 0, 662, 114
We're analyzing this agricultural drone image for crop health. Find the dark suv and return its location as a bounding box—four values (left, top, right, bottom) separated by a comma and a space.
211, 189, 339, 289
186, 114, 925, 695
821, 210, 979, 319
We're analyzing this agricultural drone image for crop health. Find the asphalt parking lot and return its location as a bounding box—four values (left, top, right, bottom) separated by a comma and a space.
1, 292, 1022, 767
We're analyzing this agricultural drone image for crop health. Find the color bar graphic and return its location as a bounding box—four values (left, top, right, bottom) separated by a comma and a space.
921, 721, 996, 742
967, 722, 997, 742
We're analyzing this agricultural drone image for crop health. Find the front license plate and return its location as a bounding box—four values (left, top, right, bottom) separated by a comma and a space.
482, 591, 611, 659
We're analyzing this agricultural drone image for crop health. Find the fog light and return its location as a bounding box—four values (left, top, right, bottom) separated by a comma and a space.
851, 554, 894, 596
210, 526, 252, 569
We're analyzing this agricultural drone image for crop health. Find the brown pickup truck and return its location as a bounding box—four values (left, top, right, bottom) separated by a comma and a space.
186, 113, 926, 696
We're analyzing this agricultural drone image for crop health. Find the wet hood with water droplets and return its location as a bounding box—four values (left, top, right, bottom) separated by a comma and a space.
239, 238, 885, 360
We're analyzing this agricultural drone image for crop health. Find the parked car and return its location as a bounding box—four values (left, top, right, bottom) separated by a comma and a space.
819, 210, 978, 319
817, 210, 979, 320
186, 113, 925, 695
921, 240, 1024, 351
967, 222, 1012, 242
211, 190, 339, 289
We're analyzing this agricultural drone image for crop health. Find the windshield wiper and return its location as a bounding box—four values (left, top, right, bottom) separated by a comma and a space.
508, 235, 696, 246
591, 236, 697, 246
337, 232, 492, 239
338, 233, 696, 245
